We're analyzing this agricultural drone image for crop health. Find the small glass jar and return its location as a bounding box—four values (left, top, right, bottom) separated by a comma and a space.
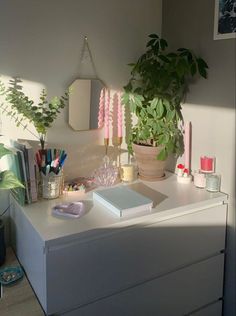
206, 174, 221, 192
120, 164, 135, 183
193, 170, 206, 188
200, 156, 215, 173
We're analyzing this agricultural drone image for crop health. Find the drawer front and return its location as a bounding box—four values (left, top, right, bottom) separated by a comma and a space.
46, 205, 226, 314
10, 199, 47, 311
189, 300, 222, 316
62, 255, 224, 316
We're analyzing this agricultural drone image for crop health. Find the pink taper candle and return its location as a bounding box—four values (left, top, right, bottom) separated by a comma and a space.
104, 88, 110, 140
98, 88, 105, 128
117, 92, 123, 138
184, 121, 191, 173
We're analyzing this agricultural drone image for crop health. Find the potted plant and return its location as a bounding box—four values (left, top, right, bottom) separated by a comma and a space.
0, 143, 24, 265
0, 143, 24, 190
122, 34, 208, 180
0, 78, 69, 150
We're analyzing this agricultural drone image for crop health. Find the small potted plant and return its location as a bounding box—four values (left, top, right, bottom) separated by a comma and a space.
122, 34, 208, 180
0, 143, 24, 265
0, 143, 24, 190
0, 78, 69, 150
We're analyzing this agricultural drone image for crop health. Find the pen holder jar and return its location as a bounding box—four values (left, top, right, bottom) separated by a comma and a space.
41, 173, 64, 199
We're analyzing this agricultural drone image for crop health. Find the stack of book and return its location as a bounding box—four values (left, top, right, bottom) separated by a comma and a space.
7, 140, 38, 205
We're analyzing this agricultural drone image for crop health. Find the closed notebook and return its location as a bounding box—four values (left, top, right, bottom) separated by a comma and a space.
93, 186, 153, 217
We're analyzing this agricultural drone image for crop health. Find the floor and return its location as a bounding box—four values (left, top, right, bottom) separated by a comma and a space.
0, 248, 44, 316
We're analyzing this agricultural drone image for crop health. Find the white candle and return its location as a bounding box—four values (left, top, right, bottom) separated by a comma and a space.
184, 121, 191, 172
120, 164, 134, 182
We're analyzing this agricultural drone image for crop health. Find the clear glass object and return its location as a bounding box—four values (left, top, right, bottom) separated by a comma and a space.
93, 156, 118, 187
206, 173, 221, 192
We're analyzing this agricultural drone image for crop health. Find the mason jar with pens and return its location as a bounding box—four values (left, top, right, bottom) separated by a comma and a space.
35, 148, 67, 199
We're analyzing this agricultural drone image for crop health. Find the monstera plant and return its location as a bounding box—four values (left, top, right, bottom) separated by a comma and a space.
0, 143, 24, 190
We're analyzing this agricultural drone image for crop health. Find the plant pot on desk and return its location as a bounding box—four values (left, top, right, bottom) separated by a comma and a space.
132, 143, 167, 181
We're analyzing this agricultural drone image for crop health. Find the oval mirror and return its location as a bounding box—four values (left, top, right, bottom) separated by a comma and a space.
68, 79, 105, 131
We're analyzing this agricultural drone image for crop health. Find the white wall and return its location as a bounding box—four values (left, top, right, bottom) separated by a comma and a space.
0, 0, 162, 179
162, 1, 235, 315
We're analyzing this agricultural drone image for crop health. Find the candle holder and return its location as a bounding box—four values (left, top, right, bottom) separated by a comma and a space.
117, 137, 122, 168
104, 138, 109, 156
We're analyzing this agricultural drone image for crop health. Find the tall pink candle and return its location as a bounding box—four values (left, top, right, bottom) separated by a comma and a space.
104, 88, 110, 140
184, 121, 191, 173
98, 88, 105, 128
117, 92, 123, 138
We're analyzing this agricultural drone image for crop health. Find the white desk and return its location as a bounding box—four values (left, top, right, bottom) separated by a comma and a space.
10, 173, 227, 315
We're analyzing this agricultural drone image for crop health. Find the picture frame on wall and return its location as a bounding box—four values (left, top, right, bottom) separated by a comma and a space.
214, 0, 236, 40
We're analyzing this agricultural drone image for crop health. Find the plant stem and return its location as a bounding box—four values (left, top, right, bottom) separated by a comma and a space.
39, 135, 45, 150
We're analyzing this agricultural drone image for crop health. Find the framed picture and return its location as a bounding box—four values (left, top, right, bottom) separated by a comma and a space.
214, 0, 236, 40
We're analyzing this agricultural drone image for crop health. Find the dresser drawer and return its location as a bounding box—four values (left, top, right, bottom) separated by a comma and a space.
46, 204, 226, 314
189, 300, 222, 316
62, 254, 224, 316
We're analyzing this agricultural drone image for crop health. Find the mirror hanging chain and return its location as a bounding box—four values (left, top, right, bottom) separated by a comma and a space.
79, 36, 98, 79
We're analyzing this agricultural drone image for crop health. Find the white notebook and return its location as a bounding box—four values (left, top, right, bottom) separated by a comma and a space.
93, 186, 153, 217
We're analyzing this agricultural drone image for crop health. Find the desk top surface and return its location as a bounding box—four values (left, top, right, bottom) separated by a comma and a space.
12, 173, 227, 247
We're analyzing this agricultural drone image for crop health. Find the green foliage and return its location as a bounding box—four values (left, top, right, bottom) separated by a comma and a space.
0, 143, 24, 190
122, 34, 208, 160
0, 78, 69, 149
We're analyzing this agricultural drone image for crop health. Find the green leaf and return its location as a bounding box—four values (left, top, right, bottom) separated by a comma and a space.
197, 58, 208, 78
190, 63, 197, 76
197, 58, 209, 69
167, 52, 177, 58
149, 34, 159, 39
0, 170, 24, 189
158, 133, 169, 144
198, 65, 207, 79
159, 55, 170, 63
146, 39, 156, 47
160, 39, 168, 50
157, 148, 168, 160
0, 144, 13, 159
177, 48, 187, 52
157, 99, 164, 117
149, 98, 159, 109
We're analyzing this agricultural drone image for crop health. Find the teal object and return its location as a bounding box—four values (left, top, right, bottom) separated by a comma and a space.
0, 266, 23, 285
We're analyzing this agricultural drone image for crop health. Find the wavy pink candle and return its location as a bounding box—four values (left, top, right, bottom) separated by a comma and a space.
104, 88, 110, 140
117, 92, 123, 138
184, 121, 191, 173
98, 88, 105, 128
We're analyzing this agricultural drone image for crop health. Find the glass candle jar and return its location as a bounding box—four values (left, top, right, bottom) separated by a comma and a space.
193, 171, 206, 188
120, 164, 135, 183
206, 174, 221, 192
200, 156, 215, 173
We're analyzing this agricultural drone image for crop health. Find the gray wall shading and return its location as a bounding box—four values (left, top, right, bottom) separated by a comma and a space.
162, 1, 236, 315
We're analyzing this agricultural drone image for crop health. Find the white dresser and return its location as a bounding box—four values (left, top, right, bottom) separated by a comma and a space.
9, 173, 228, 316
